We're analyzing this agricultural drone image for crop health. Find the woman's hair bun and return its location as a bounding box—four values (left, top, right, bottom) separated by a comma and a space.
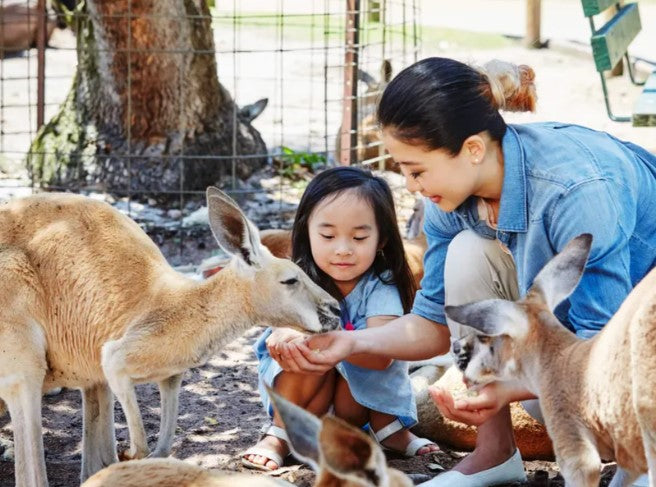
474, 59, 537, 112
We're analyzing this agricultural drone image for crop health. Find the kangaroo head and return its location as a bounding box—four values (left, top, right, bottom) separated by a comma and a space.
268, 388, 412, 487
444, 234, 593, 386
206, 187, 340, 334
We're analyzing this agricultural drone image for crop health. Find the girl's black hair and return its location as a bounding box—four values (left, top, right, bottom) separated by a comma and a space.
291, 166, 416, 313
377, 57, 507, 155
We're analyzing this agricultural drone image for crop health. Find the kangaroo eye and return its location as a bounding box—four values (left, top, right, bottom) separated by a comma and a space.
478, 335, 493, 345
281, 278, 298, 285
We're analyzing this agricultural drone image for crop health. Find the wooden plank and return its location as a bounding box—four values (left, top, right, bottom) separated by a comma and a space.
633, 71, 656, 127
581, 0, 618, 17
591, 3, 641, 72
604, 0, 624, 76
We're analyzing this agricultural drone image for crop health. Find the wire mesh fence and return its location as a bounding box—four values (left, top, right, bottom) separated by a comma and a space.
1, 0, 420, 264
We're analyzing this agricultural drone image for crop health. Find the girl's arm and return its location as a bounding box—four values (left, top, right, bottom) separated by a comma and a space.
343, 315, 396, 369
278, 313, 451, 375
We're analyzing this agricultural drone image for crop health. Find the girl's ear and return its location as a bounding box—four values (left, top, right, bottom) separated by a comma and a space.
462, 135, 486, 165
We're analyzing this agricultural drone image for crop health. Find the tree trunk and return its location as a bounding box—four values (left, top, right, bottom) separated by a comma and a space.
28, 0, 267, 196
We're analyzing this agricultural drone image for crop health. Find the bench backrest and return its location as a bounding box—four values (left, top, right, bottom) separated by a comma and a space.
581, 1, 642, 73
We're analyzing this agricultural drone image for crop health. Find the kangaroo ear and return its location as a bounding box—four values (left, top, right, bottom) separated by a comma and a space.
319, 416, 385, 484
357, 68, 378, 90
530, 234, 592, 311
381, 59, 392, 83
238, 98, 268, 122
267, 387, 320, 471
206, 186, 264, 267
445, 299, 527, 338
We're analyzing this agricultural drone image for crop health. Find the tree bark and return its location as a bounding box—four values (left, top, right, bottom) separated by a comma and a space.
28, 0, 267, 196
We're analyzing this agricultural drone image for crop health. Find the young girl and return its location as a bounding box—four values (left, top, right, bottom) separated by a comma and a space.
241, 166, 439, 471
289, 58, 656, 487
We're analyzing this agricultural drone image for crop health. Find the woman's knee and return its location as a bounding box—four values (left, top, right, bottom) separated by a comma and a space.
445, 230, 518, 305
520, 399, 545, 425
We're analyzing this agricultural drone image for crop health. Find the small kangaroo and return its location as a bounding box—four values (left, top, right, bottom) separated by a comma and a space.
0, 187, 340, 486
444, 234, 656, 486
80, 457, 292, 487
268, 388, 413, 487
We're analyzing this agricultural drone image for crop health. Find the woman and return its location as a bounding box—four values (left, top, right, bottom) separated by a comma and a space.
276, 57, 656, 487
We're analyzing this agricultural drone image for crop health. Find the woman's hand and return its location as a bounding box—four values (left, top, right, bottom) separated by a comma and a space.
428, 382, 511, 427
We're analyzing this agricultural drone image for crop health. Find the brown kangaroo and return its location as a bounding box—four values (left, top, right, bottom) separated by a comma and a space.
445, 234, 656, 486
0, 187, 340, 486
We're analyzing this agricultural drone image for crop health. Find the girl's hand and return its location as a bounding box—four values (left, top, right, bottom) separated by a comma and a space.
273, 340, 331, 374
266, 328, 307, 366
276, 330, 356, 374
428, 382, 510, 427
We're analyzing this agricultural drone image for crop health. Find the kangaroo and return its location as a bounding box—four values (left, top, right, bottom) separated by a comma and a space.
0, 187, 340, 486
80, 457, 292, 487
444, 234, 656, 487
268, 387, 414, 487
80, 388, 412, 487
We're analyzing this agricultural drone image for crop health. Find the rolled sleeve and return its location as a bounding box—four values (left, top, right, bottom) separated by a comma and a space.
411, 200, 463, 325
549, 179, 634, 334
364, 279, 404, 318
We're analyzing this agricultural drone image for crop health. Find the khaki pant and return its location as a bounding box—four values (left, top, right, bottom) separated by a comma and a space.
444, 230, 544, 423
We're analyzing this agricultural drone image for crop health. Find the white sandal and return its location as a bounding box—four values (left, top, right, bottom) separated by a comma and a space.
372, 418, 438, 457
241, 424, 289, 471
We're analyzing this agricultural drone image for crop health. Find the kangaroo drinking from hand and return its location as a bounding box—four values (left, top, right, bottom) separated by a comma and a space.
0, 187, 340, 486
445, 234, 656, 487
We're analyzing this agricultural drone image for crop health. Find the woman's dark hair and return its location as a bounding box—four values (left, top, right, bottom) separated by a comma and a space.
377, 57, 534, 155
291, 166, 416, 313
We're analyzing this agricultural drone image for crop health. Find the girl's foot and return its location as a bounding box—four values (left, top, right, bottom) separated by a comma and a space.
380, 427, 440, 456
242, 427, 290, 471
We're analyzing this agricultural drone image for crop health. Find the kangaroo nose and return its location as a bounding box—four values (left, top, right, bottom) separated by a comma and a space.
328, 304, 341, 317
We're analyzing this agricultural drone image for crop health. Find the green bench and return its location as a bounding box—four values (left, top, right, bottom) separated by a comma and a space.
581, 0, 656, 126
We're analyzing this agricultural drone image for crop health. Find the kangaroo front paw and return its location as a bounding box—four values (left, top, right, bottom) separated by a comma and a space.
118, 446, 149, 461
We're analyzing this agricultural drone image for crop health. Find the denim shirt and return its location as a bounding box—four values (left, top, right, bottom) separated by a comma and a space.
412, 122, 656, 337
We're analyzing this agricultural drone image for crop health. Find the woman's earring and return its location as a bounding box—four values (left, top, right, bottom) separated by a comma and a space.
377, 248, 385, 259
